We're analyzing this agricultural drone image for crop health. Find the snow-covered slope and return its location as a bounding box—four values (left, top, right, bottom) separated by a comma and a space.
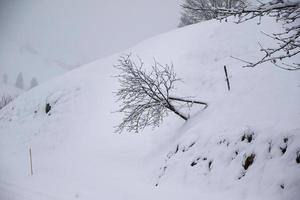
0, 84, 22, 111
0, 17, 299, 200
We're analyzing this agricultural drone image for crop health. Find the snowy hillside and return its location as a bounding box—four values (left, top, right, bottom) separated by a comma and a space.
0, 16, 299, 200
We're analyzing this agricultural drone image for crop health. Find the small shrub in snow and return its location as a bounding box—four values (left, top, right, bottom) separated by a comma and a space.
45, 103, 51, 114
279, 137, 289, 155
191, 158, 200, 166
208, 160, 213, 171
296, 151, 300, 164
0, 95, 13, 110
268, 141, 272, 153
241, 130, 254, 143
243, 153, 255, 170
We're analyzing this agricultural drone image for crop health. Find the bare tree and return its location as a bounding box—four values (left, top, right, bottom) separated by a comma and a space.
179, 0, 247, 27
183, 0, 300, 71
114, 55, 208, 133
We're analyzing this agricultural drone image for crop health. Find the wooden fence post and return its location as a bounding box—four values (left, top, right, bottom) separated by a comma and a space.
29, 148, 33, 176
224, 65, 231, 91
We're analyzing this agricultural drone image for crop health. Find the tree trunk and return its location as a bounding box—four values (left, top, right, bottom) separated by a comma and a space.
167, 103, 188, 121
169, 96, 208, 108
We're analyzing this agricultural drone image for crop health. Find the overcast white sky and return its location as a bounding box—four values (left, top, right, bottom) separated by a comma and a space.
0, 0, 181, 83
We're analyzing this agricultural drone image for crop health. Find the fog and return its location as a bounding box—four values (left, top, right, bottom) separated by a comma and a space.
0, 0, 180, 83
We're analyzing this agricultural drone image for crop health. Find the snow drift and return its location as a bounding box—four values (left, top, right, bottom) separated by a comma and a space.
0, 16, 299, 200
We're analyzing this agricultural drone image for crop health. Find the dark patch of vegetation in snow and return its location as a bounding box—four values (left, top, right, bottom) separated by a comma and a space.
280, 137, 289, 155
208, 160, 213, 171
296, 151, 300, 164
182, 142, 196, 152
241, 131, 254, 143
243, 153, 255, 170
0, 95, 13, 110
45, 103, 51, 114
191, 157, 201, 167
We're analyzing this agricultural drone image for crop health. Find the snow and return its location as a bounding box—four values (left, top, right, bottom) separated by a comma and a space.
0, 16, 300, 200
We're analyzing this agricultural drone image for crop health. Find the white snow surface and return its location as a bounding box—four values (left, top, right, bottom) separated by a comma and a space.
0, 17, 300, 200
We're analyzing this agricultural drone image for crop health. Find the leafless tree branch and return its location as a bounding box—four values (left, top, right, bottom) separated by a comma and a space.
183, 0, 300, 70
114, 55, 208, 133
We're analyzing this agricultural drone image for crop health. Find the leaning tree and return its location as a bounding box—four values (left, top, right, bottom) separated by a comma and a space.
183, 0, 300, 71
114, 55, 208, 133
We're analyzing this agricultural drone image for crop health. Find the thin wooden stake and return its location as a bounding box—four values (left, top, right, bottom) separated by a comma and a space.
29, 148, 33, 176
224, 65, 231, 91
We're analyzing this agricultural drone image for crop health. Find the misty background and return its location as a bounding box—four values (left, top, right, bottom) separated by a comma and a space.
0, 0, 180, 87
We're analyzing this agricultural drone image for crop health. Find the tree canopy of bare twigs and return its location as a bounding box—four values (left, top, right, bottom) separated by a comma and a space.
179, 0, 246, 27
183, 0, 300, 71
114, 55, 208, 133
